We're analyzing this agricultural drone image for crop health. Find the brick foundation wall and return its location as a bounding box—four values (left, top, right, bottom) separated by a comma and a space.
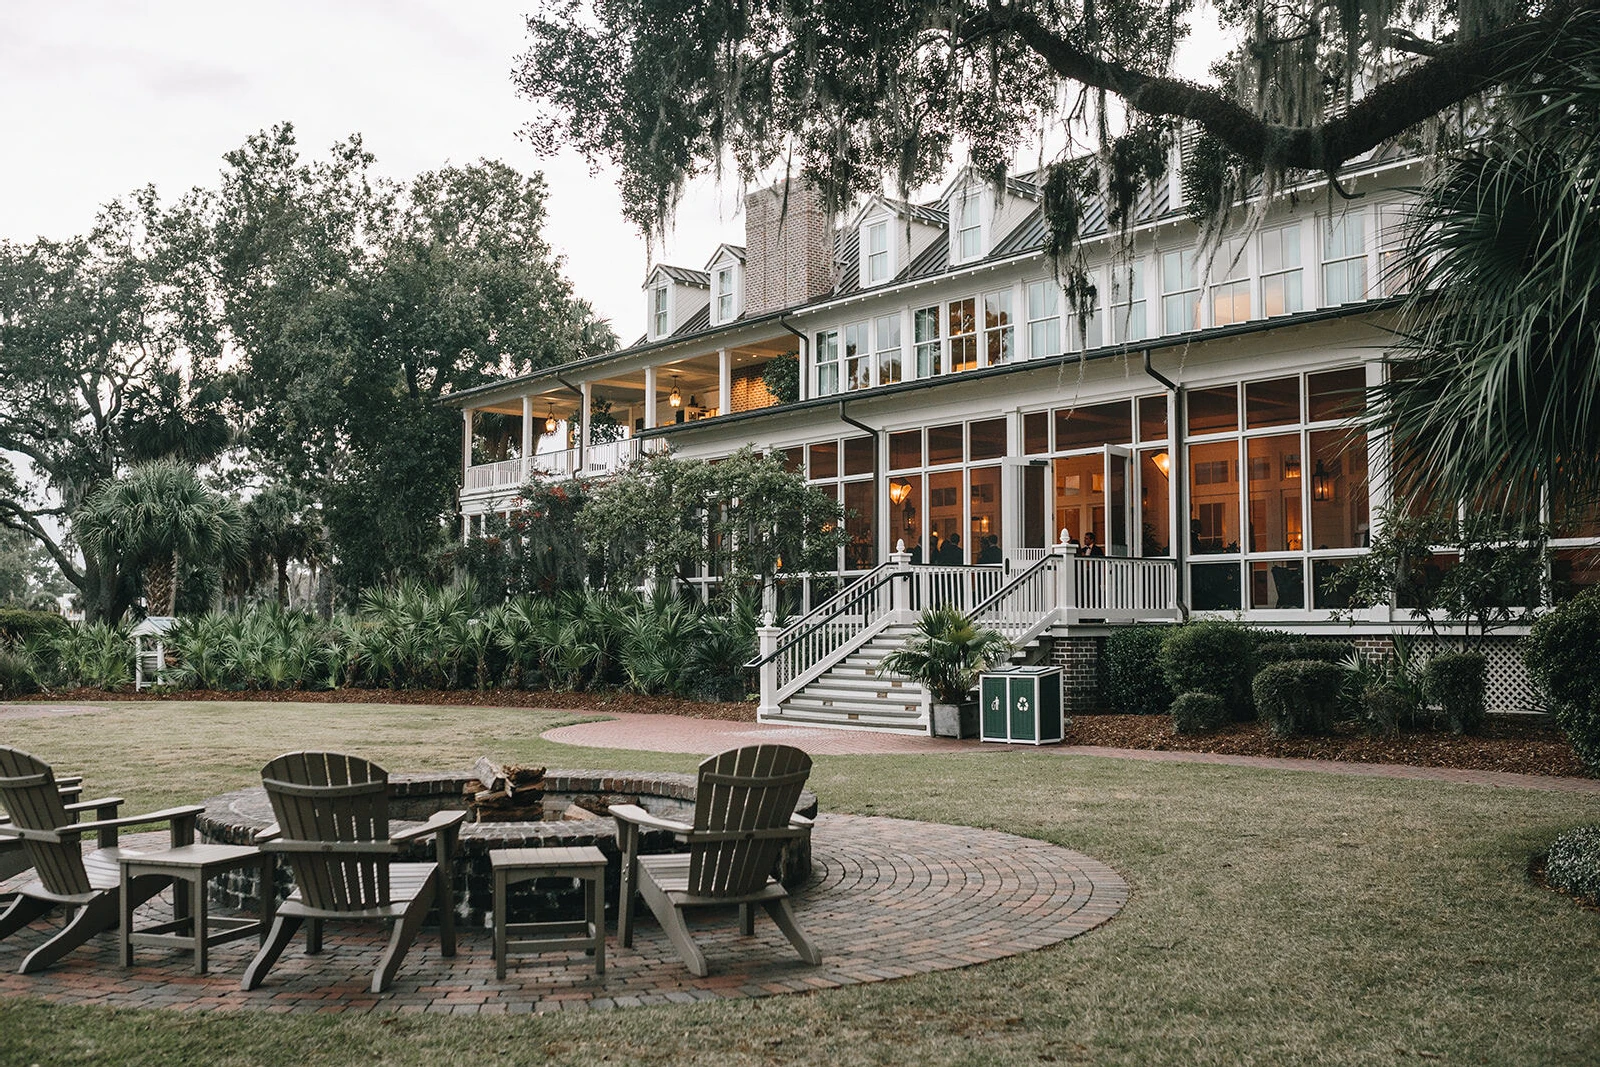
1048, 635, 1105, 712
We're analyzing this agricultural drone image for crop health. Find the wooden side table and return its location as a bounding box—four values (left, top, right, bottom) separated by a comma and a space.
491, 846, 607, 980
120, 844, 272, 974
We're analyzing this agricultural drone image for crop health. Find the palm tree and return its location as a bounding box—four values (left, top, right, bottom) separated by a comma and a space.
242, 485, 325, 607
1375, 27, 1600, 520
878, 607, 1011, 705
76, 460, 244, 618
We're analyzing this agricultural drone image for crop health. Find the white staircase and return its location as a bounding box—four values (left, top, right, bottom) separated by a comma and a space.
752, 543, 1182, 735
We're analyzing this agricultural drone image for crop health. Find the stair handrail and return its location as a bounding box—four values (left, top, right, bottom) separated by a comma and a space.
966, 552, 1062, 643
746, 562, 895, 670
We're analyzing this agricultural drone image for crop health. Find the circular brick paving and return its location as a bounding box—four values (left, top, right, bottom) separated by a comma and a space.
0, 814, 1125, 1014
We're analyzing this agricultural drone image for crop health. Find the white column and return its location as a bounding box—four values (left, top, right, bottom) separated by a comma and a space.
718, 348, 732, 416
520, 396, 533, 483
756, 619, 782, 720
643, 365, 658, 429
579, 381, 593, 470
461, 407, 474, 477
1055, 534, 1080, 623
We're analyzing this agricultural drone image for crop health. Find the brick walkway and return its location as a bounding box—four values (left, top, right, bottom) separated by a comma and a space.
0, 814, 1125, 1014
544, 713, 1600, 794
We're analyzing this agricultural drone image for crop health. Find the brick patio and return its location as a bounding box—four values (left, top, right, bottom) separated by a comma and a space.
0, 814, 1126, 1015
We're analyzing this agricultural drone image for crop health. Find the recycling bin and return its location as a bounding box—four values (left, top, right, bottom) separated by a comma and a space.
979, 665, 1064, 745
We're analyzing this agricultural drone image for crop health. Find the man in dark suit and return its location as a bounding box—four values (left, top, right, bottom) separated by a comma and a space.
1080, 531, 1105, 558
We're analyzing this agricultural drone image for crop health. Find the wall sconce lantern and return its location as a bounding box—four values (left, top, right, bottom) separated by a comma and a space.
668, 376, 683, 408
888, 479, 912, 506
1151, 451, 1171, 478
1311, 460, 1334, 502
1284, 453, 1301, 479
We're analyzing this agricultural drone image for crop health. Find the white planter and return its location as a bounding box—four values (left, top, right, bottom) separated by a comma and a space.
931, 701, 978, 739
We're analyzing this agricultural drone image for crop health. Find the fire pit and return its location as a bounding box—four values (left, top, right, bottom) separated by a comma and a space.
196, 767, 817, 926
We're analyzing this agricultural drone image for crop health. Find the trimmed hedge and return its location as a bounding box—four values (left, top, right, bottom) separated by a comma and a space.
1545, 824, 1600, 907
1103, 625, 1175, 715
1159, 620, 1255, 721
1361, 685, 1412, 737
1423, 651, 1487, 735
1171, 691, 1228, 734
1523, 587, 1600, 774
0, 608, 68, 643
1253, 660, 1347, 737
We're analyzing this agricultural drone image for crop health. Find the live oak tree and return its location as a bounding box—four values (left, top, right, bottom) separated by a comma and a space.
514, 0, 1599, 240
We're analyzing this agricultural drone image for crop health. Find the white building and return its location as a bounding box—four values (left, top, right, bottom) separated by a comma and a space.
446, 152, 1598, 731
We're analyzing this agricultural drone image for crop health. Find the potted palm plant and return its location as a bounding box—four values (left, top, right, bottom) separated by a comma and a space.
879, 607, 1011, 738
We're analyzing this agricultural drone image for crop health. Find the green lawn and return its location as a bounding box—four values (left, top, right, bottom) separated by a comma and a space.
2, 700, 1598, 1066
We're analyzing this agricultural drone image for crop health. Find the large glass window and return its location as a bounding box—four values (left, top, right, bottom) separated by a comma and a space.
815, 329, 839, 396
1246, 377, 1300, 428
844, 320, 871, 390
914, 306, 941, 377
1322, 212, 1367, 305
970, 467, 1003, 563
1054, 455, 1105, 547
843, 435, 874, 476
1209, 238, 1251, 326
969, 419, 1007, 460
875, 313, 902, 386
1056, 401, 1132, 449
949, 299, 978, 372
1260, 225, 1303, 317
1026, 280, 1062, 358
843, 480, 877, 570
889, 430, 922, 471
1161, 249, 1201, 334
808, 440, 838, 479
928, 470, 965, 562
1308, 429, 1369, 549
887, 473, 923, 559
928, 423, 964, 465
1308, 367, 1366, 422
1189, 440, 1240, 554
1140, 449, 1172, 556
1187, 386, 1238, 435
1111, 263, 1148, 343
983, 290, 1013, 366
865, 220, 890, 284
1247, 435, 1303, 552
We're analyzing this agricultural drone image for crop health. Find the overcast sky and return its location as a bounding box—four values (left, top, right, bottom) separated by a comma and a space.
0, 1, 1226, 342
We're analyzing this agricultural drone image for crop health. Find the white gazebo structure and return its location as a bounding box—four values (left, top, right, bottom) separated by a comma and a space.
130, 616, 177, 691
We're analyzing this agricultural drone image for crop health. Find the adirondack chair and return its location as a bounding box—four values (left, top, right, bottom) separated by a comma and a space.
0, 747, 203, 973
1, 775, 84, 893
612, 744, 821, 977
240, 752, 466, 994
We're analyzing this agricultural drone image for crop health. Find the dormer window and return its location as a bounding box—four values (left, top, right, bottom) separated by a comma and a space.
954, 188, 983, 262
865, 220, 890, 284
652, 284, 670, 337
715, 267, 736, 322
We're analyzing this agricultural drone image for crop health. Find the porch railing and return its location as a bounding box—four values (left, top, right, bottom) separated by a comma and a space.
753, 563, 897, 699
465, 437, 652, 494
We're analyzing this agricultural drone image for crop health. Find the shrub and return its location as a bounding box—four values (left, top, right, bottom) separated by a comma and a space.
1171, 691, 1228, 734
1523, 587, 1600, 773
1255, 640, 1350, 667
1423, 651, 1487, 735
1254, 660, 1346, 736
0, 647, 39, 697
1159, 620, 1255, 720
0, 608, 69, 644
1544, 824, 1600, 907
1103, 625, 1175, 715
1361, 685, 1413, 737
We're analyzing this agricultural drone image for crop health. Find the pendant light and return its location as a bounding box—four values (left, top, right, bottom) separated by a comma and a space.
668, 375, 682, 408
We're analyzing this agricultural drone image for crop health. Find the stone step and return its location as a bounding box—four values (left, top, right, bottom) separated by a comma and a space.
791, 685, 922, 709
762, 707, 930, 735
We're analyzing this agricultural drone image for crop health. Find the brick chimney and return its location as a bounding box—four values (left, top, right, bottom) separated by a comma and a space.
743, 180, 834, 316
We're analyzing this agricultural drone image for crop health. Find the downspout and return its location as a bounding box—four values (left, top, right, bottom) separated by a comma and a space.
1142, 349, 1190, 620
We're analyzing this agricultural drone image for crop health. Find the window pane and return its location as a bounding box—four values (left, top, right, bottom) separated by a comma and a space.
928, 423, 963, 465
1188, 440, 1239, 554
1247, 434, 1303, 552
969, 466, 1003, 563
1308, 429, 1369, 549
1023, 465, 1047, 549
1054, 454, 1104, 547
928, 470, 964, 563
843, 480, 877, 570
1055, 400, 1132, 449
809, 440, 837, 479
1210, 279, 1251, 326
1191, 563, 1242, 610
1553, 549, 1600, 602
1251, 561, 1305, 609
1186, 385, 1237, 434
1307, 367, 1366, 421
888, 430, 922, 471
969, 418, 1007, 460
1138, 394, 1168, 441
843, 435, 874, 476
1312, 559, 1354, 610
888, 473, 923, 560
1246, 376, 1300, 428
1552, 494, 1600, 538
778, 447, 803, 474
1140, 448, 1172, 556
1023, 411, 1050, 455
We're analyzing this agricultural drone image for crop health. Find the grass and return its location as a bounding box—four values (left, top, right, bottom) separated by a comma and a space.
1, 699, 1598, 1066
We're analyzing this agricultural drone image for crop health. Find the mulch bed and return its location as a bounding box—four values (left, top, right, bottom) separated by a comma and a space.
26, 687, 759, 722
1065, 712, 1590, 779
